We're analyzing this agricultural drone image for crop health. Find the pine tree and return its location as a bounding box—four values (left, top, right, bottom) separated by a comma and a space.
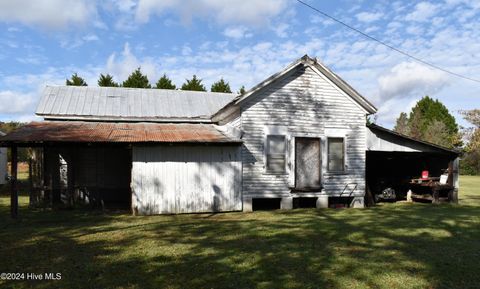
155, 74, 176, 89
66, 73, 87, 86
210, 78, 232, 93
408, 96, 458, 137
181, 75, 206, 91
393, 96, 460, 148
122, 67, 151, 88
97, 74, 119, 87
238, 85, 246, 95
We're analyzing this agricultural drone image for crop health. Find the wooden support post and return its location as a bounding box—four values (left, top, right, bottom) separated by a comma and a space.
67, 148, 75, 207
452, 157, 459, 203
10, 146, 18, 218
28, 156, 33, 207
49, 173, 53, 208
406, 190, 413, 202
432, 188, 440, 204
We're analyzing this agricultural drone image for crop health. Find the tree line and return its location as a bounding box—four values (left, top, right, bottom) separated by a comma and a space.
66, 67, 247, 94
392, 96, 480, 175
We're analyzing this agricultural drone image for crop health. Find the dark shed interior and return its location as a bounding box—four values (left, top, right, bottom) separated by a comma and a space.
366, 124, 459, 203
366, 151, 455, 200
42, 146, 132, 209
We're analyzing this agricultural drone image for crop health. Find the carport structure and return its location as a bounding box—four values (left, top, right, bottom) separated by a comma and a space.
366, 124, 460, 203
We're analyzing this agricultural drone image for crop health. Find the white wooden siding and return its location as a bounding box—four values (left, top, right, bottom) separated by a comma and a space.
131, 145, 242, 214
240, 65, 367, 198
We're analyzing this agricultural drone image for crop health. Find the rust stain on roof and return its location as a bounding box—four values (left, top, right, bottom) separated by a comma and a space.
0, 121, 241, 144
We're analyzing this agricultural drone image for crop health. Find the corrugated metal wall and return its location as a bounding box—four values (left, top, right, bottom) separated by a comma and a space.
131, 145, 242, 214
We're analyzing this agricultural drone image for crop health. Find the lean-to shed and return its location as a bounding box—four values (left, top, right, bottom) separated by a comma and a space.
366, 124, 460, 202
1, 87, 242, 215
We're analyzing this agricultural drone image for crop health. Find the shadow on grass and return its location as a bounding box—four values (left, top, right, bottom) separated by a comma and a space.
0, 195, 479, 289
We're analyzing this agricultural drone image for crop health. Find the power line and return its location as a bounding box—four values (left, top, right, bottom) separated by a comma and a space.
296, 0, 480, 84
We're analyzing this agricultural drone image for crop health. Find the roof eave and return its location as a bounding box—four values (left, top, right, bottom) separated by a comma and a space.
38, 114, 214, 123
367, 123, 460, 155
311, 58, 378, 114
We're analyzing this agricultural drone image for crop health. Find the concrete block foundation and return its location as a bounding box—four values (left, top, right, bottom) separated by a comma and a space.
316, 195, 329, 208
280, 197, 293, 210
243, 198, 253, 212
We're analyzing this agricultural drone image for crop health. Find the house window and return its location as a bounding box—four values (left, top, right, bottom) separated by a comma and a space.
328, 137, 345, 172
266, 135, 286, 173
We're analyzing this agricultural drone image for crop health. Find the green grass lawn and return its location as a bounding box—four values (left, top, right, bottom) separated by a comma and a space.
0, 177, 479, 289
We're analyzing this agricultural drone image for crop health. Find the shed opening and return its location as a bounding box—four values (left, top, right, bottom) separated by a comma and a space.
37, 146, 132, 210
366, 151, 456, 203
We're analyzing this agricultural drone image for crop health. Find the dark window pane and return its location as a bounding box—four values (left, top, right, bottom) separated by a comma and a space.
328, 138, 344, 171
266, 156, 285, 173
267, 135, 286, 154
266, 135, 286, 173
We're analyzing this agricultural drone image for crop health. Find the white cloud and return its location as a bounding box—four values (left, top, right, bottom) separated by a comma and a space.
364, 26, 379, 33
223, 26, 251, 40
83, 34, 99, 42
0, 90, 37, 114
356, 11, 383, 23
1, 0, 480, 128
406, 25, 424, 35
0, 0, 96, 29
59, 34, 100, 50
377, 62, 450, 101
106, 43, 158, 83
135, 0, 289, 26
273, 23, 289, 38
3, 40, 18, 49
2, 68, 65, 91
0, 66, 103, 120
310, 15, 334, 26
7, 27, 21, 32
16, 55, 46, 65
115, 0, 137, 12
375, 97, 419, 125
181, 45, 192, 56
405, 2, 440, 22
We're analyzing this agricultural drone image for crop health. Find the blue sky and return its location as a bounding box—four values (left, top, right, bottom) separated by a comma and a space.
0, 0, 479, 128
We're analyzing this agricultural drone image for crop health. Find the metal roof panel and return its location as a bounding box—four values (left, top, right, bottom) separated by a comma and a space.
36, 86, 236, 121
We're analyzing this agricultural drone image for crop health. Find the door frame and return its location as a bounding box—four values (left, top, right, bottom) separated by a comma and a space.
290, 135, 324, 191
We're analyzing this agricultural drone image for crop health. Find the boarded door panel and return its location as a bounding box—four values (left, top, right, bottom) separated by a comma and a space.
295, 138, 321, 189
131, 145, 242, 214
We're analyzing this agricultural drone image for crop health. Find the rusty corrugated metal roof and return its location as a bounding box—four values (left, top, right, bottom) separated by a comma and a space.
0, 121, 241, 144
